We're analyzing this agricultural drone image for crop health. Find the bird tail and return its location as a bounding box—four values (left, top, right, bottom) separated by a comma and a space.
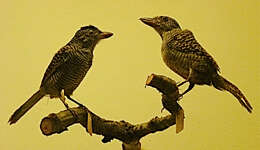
212, 74, 253, 113
8, 90, 45, 125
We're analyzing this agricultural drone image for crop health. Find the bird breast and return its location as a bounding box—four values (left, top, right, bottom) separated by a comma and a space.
59, 56, 92, 95
161, 40, 190, 79
43, 52, 93, 97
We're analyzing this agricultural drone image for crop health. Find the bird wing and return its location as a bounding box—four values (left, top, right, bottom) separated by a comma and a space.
169, 29, 220, 73
40, 45, 83, 87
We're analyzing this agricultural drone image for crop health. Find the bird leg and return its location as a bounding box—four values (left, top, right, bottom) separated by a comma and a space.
177, 80, 188, 87
178, 68, 195, 98
179, 83, 195, 97
66, 96, 84, 107
66, 95, 93, 136
177, 68, 193, 87
59, 90, 80, 124
59, 89, 69, 109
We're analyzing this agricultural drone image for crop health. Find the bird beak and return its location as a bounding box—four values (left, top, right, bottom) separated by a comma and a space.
99, 32, 113, 39
140, 17, 157, 27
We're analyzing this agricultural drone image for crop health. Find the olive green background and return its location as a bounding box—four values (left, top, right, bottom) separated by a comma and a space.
1, 0, 259, 150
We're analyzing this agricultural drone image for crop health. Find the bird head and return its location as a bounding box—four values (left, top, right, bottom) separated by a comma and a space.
140, 16, 181, 38
72, 25, 113, 48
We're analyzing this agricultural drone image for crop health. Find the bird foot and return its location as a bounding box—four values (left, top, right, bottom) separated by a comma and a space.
59, 90, 82, 124
63, 95, 92, 136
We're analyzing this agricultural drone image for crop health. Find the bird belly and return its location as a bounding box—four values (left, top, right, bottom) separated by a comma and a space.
161, 48, 190, 79
43, 61, 91, 98
60, 62, 90, 96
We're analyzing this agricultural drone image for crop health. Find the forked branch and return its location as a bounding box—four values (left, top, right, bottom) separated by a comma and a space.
40, 74, 184, 150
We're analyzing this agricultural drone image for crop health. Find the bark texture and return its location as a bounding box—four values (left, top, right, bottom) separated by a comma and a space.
40, 74, 184, 150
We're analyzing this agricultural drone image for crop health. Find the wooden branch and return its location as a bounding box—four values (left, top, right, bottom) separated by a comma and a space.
40, 107, 176, 140
146, 73, 179, 98
146, 74, 184, 133
40, 74, 184, 150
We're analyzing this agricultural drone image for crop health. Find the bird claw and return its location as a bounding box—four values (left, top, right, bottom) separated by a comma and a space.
60, 92, 92, 136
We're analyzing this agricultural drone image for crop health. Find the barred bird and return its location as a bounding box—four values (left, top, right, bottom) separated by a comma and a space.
140, 16, 252, 113
9, 25, 113, 124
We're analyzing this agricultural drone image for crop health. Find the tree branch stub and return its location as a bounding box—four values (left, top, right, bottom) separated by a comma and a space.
146, 73, 184, 133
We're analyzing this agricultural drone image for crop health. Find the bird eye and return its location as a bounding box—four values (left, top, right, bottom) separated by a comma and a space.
89, 30, 94, 35
162, 17, 168, 22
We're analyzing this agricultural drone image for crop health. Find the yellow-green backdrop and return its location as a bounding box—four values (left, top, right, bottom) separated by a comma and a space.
1, 0, 259, 150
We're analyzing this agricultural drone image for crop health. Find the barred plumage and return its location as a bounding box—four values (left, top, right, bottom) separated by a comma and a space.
140, 16, 252, 113
162, 29, 218, 85
9, 25, 113, 124
41, 46, 93, 97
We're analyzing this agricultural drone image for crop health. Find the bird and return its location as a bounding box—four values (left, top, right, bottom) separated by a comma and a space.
8, 25, 113, 125
140, 16, 253, 113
